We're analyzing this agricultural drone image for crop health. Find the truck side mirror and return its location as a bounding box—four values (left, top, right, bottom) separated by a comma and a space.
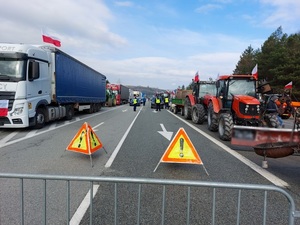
28, 61, 40, 81
216, 81, 220, 88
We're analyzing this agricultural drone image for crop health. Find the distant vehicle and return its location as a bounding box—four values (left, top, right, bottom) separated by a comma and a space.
107, 84, 130, 105
0, 43, 106, 129
129, 90, 141, 106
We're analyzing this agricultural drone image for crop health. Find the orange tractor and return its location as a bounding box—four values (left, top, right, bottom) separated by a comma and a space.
207, 75, 279, 141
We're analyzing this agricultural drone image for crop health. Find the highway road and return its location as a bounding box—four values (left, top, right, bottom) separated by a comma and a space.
0, 101, 299, 224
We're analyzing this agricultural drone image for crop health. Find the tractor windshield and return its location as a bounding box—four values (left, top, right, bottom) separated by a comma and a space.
228, 79, 256, 98
199, 83, 216, 98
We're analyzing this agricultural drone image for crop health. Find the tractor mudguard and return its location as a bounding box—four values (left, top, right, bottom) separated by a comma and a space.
209, 97, 221, 113
186, 94, 196, 106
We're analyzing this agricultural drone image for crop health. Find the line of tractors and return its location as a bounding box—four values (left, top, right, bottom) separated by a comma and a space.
170, 74, 299, 142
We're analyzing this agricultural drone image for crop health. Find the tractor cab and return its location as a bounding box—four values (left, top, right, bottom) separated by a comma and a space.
216, 75, 257, 111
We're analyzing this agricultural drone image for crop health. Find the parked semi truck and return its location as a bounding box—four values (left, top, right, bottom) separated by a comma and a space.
107, 84, 129, 105
0, 43, 106, 128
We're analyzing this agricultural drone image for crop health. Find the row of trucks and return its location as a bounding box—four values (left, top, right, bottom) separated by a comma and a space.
170, 74, 283, 141
0, 43, 107, 129
106, 83, 130, 106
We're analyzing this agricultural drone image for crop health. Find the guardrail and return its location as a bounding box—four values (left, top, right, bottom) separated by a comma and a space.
0, 173, 299, 225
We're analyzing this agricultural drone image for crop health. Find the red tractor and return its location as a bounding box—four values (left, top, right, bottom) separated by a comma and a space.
207, 75, 279, 141
183, 80, 216, 124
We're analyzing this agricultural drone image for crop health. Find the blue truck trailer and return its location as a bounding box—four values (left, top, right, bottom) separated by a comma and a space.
0, 44, 106, 128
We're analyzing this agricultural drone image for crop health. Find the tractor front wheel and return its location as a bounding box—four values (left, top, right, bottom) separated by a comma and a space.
218, 113, 233, 141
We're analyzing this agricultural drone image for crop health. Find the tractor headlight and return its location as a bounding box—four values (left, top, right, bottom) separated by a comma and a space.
245, 104, 249, 112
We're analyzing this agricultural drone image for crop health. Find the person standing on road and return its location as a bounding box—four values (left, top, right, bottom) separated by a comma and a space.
164, 95, 169, 109
133, 96, 138, 111
155, 95, 161, 111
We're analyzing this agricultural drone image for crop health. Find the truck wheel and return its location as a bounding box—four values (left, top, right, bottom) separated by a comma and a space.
207, 104, 218, 131
65, 105, 74, 120
184, 98, 191, 120
218, 113, 233, 141
192, 104, 205, 124
34, 108, 46, 129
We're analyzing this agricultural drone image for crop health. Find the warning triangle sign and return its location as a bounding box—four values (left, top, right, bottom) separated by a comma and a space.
66, 122, 103, 155
160, 127, 202, 164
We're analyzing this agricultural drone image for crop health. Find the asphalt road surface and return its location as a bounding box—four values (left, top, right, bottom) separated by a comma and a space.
0, 101, 299, 225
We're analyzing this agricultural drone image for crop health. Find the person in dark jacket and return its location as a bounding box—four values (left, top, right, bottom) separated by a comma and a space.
266, 95, 284, 127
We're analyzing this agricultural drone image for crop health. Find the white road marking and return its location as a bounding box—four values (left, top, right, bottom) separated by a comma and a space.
69, 185, 99, 225
0, 131, 19, 145
92, 122, 104, 130
168, 110, 289, 188
70, 106, 142, 224
0, 107, 120, 149
105, 108, 141, 168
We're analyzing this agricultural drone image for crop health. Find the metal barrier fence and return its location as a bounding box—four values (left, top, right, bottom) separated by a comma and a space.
0, 173, 299, 225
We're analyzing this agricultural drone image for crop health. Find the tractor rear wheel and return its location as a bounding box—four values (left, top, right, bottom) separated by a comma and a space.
184, 97, 192, 120
192, 104, 205, 124
218, 113, 233, 141
207, 103, 218, 131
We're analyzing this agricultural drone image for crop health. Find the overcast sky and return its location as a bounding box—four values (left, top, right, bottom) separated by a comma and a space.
1, 0, 299, 90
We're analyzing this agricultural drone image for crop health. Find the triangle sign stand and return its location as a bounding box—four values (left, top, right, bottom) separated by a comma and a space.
153, 127, 208, 175
66, 122, 107, 167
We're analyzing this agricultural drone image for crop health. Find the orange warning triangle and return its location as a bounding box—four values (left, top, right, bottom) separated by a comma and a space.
66, 122, 103, 155
160, 127, 202, 164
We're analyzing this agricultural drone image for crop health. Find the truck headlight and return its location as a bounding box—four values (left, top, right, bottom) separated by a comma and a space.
11, 105, 24, 116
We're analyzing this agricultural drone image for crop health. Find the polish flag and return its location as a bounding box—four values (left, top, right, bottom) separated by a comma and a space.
194, 71, 199, 83
251, 64, 258, 80
42, 29, 61, 47
284, 81, 292, 89
0, 100, 9, 116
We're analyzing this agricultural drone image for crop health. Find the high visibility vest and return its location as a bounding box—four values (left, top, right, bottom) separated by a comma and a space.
133, 98, 137, 104
156, 98, 161, 103
165, 97, 169, 103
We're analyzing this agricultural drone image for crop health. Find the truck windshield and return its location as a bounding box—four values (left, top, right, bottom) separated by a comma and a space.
0, 59, 26, 81
228, 79, 256, 97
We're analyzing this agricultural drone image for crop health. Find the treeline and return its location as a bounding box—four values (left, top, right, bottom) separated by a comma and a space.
234, 26, 300, 100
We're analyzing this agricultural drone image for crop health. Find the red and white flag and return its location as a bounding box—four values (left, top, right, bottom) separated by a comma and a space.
251, 64, 258, 80
41, 29, 61, 47
284, 81, 292, 89
194, 71, 199, 83
0, 100, 9, 116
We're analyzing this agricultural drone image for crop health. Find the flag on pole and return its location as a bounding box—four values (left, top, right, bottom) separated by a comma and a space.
251, 64, 258, 80
194, 71, 199, 83
0, 100, 9, 116
41, 29, 61, 47
284, 81, 292, 89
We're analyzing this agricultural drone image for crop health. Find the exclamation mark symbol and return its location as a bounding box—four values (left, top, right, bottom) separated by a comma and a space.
90, 131, 97, 146
78, 130, 85, 148
179, 138, 184, 158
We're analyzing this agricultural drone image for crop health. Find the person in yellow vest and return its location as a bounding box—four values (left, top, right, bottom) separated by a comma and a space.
164, 96, 169, 109
155, 95, 161, 111
133, 96, 138, 111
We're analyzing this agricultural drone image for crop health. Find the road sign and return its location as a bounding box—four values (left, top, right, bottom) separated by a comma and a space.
154, 127, 208, 174
66, 122, 103, 155
160, 127, 202, 164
